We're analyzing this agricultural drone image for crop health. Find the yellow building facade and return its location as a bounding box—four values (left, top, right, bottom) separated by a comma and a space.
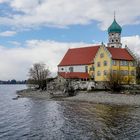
92, 44, 136, 84
88, 17, 136, 84
111, 60, 136, 84
94, 45, 111, 82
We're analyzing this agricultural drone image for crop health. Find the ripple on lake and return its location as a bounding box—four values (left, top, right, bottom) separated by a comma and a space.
0, 85, 140, 140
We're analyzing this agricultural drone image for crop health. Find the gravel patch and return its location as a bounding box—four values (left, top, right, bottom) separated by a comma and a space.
17, 89, 51, 99
17, 89, 140, 105
64, 91, 140, 106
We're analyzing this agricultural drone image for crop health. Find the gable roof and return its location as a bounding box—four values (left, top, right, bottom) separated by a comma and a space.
107, 47, 134, 61
58, 45, 100, 66
58, 72, 89, 79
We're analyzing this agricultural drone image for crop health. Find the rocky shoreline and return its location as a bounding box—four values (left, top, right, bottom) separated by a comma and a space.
16, 88, 140, 106
64, 91, 140, 106
17, 89, 52, 99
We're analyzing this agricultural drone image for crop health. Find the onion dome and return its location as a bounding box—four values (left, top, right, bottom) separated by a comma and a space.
108, 19, 122, 34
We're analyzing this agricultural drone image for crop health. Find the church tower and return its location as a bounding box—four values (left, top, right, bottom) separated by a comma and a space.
107, 15, 122, 48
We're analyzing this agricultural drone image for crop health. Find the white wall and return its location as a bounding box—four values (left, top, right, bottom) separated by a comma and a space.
58, 65, 87, 73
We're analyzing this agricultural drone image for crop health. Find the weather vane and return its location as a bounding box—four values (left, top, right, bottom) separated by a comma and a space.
114, 11, 116, 19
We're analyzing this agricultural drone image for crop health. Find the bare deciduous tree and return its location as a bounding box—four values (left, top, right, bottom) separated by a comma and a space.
105, 70, 135, 92
104, 71, 123, 92
27, 63, 50, 90
136, 58, 140, 84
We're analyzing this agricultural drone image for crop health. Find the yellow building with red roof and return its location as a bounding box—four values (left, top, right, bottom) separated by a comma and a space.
58, 18, 136, 84
94, 44, 136, 83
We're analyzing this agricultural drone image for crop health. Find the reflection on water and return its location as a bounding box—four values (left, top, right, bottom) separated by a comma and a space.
0, 85, 140, 140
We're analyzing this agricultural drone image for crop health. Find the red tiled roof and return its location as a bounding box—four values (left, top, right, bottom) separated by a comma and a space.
58, 72, 89, 79
107, 47, 134, 61
58, 46, 100, 66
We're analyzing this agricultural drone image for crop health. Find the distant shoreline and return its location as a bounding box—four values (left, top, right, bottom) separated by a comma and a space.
0, 83, 26, 85
16, 89, 140, 106
0, 84, 26, 85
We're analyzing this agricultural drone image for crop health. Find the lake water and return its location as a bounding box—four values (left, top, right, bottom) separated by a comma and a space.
0, 85, 140, 140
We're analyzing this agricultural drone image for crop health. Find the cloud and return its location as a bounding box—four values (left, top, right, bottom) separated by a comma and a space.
9, 41, 21, 47
0, 40, 91, 80
0, 36, 140, 80
122, 35, 140, 56
0, 0, 139, 30
0, 31, 17, 37
0, 0, 7, 3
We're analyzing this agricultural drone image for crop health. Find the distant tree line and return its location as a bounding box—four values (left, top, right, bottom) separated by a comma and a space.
0, 79, 26, 84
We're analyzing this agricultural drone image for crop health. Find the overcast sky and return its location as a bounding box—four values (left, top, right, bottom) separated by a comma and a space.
0, 0, 140, 80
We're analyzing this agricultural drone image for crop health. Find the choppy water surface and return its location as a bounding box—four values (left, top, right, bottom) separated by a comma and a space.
0, 85, 140, 140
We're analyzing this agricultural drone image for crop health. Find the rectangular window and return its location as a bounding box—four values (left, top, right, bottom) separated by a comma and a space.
92, 66, 94, 71
104, 61, 107, 66
120, 61, 129, 66
120, 61, 123, 66
112, 60, 117, 66
97, 71, 101, 76
69, 67, 73, 72
85, 66, 88, 72
104, 70, 107, 76
97, 62, 100, 67
124, 61, 128, 66
120, 61, 125, 66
